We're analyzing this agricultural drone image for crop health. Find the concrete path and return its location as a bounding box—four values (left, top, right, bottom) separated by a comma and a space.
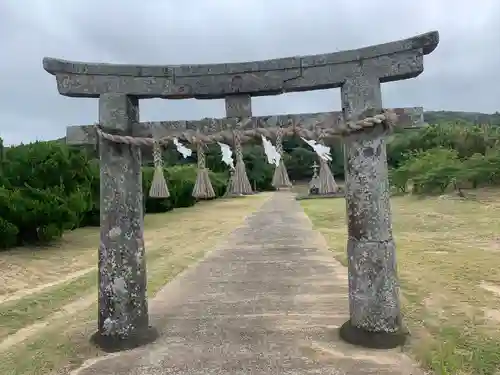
74, 192, 423, 375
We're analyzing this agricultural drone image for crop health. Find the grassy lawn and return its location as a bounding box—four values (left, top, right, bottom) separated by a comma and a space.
0, 194, 269, 375
301, 188, 500, 375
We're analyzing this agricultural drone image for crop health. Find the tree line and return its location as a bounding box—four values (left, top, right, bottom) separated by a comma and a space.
1, 114, 500, 250
389, 122, 500, 194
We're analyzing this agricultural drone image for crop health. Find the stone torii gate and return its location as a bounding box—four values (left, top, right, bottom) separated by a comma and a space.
43, 30, 439, 351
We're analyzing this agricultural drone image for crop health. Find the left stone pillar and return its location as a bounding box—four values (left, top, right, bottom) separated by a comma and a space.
93, 93, 157, 352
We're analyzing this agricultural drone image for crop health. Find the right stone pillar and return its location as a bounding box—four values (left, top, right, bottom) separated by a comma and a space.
339, 72, 404, 349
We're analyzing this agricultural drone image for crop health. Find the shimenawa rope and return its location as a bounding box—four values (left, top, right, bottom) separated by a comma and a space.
96, 110, 397, 198
94, 110, 398, 147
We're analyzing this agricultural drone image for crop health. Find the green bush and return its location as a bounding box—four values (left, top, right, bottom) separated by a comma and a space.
166, 165, 199, 208
79, 160, 100, 227
389, 148, 462, 194
210, 170, 229, 196
142, 165, 229, 214
389, 166, 410, 193
389, 143, 500, 196
0, 186, 76, 246
285, 147, 317, 181
242, 145, 274, 191
0, 138, 230, 249
459, 152, 500, 187
0, 217, 18, 249
37, 224, 64, 244
387, 122, 500, 196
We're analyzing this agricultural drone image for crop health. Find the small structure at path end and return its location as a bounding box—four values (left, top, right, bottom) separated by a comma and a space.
297, 161, 344, 200
301, 136, 343, 198
43, 30, 439, 352
309, 161, 320, 195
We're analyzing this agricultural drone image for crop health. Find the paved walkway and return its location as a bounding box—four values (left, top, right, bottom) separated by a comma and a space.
74, 192, 423, 375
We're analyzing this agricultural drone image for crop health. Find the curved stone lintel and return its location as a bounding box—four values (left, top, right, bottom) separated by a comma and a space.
43, 31, 438, 77
43, 31, 439, 98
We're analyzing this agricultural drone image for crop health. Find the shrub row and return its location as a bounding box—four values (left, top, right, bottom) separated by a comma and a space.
0, 141, 228, 250
390, 147, 500, 195
6, 120, 495, 249
388, 123, 500, 195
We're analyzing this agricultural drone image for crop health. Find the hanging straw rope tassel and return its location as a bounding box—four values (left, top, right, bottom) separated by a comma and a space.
149, 138, 170, 198
318, 157, 338, 194
192, 142, 216, 199
230, 130, 253, 195
272, 127, 292, 190
317, 133, 338, 195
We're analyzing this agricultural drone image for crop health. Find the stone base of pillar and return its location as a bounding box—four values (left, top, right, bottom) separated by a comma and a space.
90, 326, 159, 353
339, 320, 407, 349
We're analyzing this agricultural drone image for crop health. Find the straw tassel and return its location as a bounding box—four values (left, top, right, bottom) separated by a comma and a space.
317, 135, 338, 195
229, 131, 253, 195
148, 138, 170, 198
318, 158, 338, 194
192, 142, 216, 199
272, 127, 292, 189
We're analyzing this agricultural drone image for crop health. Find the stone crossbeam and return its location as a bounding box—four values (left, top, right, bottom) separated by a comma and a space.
43, 31, 438, 99
67, 107, 424, 145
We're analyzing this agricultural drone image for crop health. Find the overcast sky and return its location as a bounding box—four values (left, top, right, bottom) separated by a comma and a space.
0, 0, 499, 146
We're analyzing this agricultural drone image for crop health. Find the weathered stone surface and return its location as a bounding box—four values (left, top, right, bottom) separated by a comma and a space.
96, 93, 156, 350
66, 107, 425, 145
73, 193, 424, 375
43, 31, 438, 98
341, 72, 403, 339
225, 94, 252, 118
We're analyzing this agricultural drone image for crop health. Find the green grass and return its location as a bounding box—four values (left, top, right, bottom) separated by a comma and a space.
0, 248, 213, 375
0, 271, 96, 340
301, 188, 500, 375
0, 194, 270, 375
